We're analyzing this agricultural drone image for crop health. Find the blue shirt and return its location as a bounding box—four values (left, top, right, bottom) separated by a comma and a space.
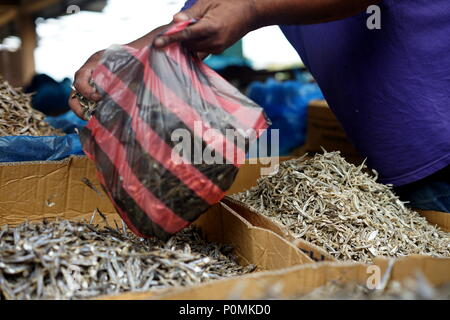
182, 0, 450, 186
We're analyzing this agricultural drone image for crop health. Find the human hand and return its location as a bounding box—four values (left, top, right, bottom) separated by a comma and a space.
69, 50, 104, 119
153, 0, 261, 55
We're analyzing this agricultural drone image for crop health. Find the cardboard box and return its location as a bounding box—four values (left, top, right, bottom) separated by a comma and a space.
99, 202, 313, 300
223, 197, 334, 262
0, 157, 314, 299
300, 99, 364, 165
0, 156, 116, 225
0, 156, 448, 300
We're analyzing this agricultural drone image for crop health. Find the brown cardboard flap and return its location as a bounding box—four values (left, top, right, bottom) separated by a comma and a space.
155, 255, 450, 300
305, 100, 364, 165
0, 156, 116, 226
417, 210, 450, 232
223, 197, 334, 262
194, 202, 313, 270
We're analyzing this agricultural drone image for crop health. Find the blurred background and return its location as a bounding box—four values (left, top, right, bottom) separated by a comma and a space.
1, 1, 359, 158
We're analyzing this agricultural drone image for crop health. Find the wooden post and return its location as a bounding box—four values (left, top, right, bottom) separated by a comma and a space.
17, 12, 36, 86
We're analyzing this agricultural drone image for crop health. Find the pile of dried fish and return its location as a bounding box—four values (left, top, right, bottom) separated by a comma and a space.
0, 76, 62, 136
233, 151, 450, 262
0, 219, 254, 300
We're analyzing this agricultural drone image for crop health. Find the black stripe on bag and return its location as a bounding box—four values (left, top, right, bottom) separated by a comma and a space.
101, 47, 248, 151
80, 128, 172, 239
92, 96, 214, 222
165, 48, 265, 113
98, 49, 239, 192
149, 50, 247, 137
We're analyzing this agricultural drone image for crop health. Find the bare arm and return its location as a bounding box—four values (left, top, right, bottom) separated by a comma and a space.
70, 0, 381, 118
154, 0, 381, 53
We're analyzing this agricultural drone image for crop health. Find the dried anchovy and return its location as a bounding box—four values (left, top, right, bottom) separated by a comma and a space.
0, 76, 62, 136
0, 219, 254, 300
233, 151, 450, 263
71, 78, 97, 120
71, 92, 97, 120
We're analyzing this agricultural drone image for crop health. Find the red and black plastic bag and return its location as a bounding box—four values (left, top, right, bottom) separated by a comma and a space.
80, 21, 270, 239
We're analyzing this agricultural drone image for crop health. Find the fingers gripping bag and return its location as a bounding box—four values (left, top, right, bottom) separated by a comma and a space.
79, 21, 270, 239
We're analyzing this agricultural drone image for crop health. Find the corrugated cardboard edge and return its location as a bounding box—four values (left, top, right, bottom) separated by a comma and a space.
194, 202, 313, 270
223, 197, 334, 262
152, 255, 450, 300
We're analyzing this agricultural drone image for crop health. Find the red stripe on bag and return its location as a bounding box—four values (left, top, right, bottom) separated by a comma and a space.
162, 46, 269, 134
119, 48, 245, 165
86, 118, 190, 234
93, 64, 226, 204
162, 20, 269, 134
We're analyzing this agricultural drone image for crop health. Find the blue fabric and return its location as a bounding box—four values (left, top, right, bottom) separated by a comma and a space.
204, 55, 251, 71
247, 78, 323, 155
0, 112, 87, 163
181, 0, 196, 11
25, 74, 72, 116
0, 134, 84, 162
394, 166, 450, 213
183, 0, 450, 187
45, 111, 87, 134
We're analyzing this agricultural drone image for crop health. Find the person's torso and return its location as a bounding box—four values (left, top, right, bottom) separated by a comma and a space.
280, 0, 450, 185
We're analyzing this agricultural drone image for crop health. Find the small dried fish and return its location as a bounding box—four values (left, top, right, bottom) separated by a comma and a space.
71, 89, 97, 120
0, 219, 253, 300
0, 76, 62, 136
233, 151, 450, 263
81, 178, 104, 198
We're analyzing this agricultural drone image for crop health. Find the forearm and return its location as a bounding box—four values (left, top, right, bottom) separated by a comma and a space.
254, 0, 382, 27
126, 24, 170, 49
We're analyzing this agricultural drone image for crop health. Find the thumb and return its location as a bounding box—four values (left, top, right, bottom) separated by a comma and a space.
173, 3, 205, 22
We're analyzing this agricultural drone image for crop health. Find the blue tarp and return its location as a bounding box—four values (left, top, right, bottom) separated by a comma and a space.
0, 134, 84, 162
247, 77, 324, 155
0, 111, 87, 163
45, 111, 87, 134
